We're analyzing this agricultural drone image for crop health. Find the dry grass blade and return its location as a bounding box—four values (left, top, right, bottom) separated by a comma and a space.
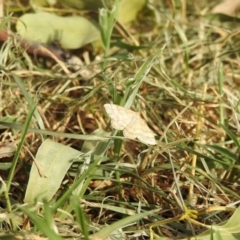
1, 0, 240, 239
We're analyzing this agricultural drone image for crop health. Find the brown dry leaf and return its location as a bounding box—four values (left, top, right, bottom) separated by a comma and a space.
0, 142, 16, 158
104, 104, 156, 145
212, 0, 240, 15
89, 180, 113, 189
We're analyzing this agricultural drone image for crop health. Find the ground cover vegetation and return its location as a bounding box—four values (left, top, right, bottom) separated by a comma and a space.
0, 0, 240, 239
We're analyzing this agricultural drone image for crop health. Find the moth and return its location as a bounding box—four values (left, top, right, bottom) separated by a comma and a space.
104, 104, 156, 145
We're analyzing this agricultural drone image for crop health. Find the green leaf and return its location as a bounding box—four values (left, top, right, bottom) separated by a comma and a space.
117, 0, 146, 24
17, 12, 100, 49
24, 139, 81, 202
193, 207, 240, 240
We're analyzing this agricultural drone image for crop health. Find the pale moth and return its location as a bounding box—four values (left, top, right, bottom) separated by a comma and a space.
104, 104, 156, 145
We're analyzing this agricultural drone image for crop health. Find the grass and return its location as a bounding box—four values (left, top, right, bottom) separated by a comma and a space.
0, 0, 240, 239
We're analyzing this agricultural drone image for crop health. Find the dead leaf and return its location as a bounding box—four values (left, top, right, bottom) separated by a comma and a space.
212, 0, 240, 16
0, 142, 16, 158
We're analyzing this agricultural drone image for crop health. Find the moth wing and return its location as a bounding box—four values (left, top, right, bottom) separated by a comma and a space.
111, 119, 127, 130
104, 104, 136, 130
123, 115, 156, 145
104, 104, 119, 120
104, 104, 156, 145
122, 116, 139, 140
138, 135, 156, 145
135, 117, 156, 145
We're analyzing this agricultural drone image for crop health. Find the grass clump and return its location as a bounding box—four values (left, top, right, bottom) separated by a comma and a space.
0, 0, 240, 239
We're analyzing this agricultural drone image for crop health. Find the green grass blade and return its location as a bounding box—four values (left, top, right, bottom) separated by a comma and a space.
11, 73, 45, 129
